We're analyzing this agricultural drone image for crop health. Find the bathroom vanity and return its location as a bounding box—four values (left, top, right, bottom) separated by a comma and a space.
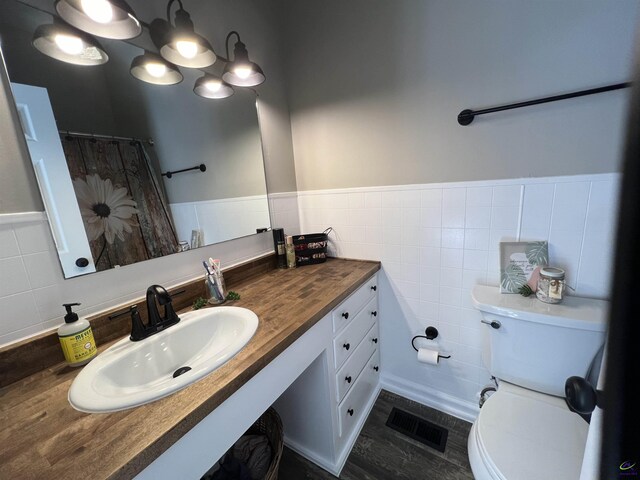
0, 257, 380, 479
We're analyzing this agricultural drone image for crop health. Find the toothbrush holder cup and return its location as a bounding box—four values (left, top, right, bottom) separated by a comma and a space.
206, 272, 227, 304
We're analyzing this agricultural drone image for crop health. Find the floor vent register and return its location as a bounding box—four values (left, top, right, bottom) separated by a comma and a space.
385, 407, 449, 453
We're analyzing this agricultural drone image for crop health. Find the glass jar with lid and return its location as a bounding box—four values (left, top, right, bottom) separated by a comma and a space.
536, 267, 565, 304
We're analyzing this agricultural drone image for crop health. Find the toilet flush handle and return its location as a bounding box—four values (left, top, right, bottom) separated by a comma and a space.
481, 319, 501, 329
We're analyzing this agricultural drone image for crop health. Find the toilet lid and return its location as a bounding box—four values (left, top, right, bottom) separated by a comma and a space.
476, 383, 589, 480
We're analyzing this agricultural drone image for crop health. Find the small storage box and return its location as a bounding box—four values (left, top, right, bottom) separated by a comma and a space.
292, 227, 332, 266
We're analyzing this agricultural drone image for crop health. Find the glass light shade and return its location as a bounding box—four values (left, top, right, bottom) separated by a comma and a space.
193, 75, 234, 99
55, 0, 141, 40
160, 34, 216, 68
221, 39, 264, 87
130, 53, 182, 85
32, 23, 108, 66
159, 9, 216, 68
222, 60, 265, 87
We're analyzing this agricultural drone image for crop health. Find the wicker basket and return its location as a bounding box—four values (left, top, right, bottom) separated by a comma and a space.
246, 407, 283, 480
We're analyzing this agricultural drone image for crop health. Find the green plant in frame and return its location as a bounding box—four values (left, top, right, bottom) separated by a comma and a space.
525, 241, 549, 266
501, 263, 527, 292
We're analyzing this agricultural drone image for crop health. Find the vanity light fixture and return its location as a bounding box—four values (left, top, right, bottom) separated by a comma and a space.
222, 31, 265, 87
32, 20, 108, 66
193, 74, 233, 99
160, 0, 216, 68
55, 0, 142, 40
37, 4, 265, 93
130, 52, 183, 85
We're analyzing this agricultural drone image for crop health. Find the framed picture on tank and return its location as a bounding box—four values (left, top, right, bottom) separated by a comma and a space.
499, 241, 549, 293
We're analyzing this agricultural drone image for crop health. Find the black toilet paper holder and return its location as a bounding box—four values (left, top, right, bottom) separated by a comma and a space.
411, 326, 451, 359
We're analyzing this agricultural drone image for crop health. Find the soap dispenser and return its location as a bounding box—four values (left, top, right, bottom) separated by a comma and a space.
58, 303, 97, 367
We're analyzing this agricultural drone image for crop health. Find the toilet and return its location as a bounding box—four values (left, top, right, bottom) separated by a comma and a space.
468, 285, 608, 480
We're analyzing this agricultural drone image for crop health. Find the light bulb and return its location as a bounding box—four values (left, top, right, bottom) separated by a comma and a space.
204, 80, 222, 92
234, 66, 252, 79
176, 40, 198, 59
54, 34, 84, 55
145, 62, 167, 78
81, 0, 114, 24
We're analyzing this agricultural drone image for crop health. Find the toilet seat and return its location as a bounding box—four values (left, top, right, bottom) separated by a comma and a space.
468, 382, 589, 480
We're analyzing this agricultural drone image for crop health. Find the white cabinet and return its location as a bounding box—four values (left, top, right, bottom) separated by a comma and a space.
275, 273, 380, 476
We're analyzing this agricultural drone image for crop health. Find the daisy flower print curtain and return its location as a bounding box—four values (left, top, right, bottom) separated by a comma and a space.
61, 134, 179, 272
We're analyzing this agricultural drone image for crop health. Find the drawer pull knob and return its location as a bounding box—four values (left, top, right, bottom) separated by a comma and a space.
345, 376, 352, 384
371, 311, 377, 317
371, 285, 377, 291
342, 312, 349, 320
372, 337, 378, 344
347, 408, 354, 416
343, 343, 350, 351
373, 366, 379, 372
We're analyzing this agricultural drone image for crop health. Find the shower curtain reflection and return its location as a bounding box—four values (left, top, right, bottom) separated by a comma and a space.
60, 134, 179, 272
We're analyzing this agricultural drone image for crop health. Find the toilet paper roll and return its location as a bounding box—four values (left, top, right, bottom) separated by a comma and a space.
417, 348, 440, 365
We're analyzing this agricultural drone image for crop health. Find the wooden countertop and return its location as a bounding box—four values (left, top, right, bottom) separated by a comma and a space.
0, 258, 380, 480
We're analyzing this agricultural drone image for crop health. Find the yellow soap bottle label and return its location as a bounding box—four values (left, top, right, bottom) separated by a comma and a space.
59, 326, 97, 365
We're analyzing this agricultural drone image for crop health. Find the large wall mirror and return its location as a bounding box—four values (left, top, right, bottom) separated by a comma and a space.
0, 0, 271, 278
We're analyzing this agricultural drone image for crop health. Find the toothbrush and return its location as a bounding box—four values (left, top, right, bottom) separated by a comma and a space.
202, 261, 212, 276
210, 258, 221, 275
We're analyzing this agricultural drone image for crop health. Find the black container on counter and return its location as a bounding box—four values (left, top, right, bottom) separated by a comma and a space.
292, 227, 332, 266
272, 228, 287, 268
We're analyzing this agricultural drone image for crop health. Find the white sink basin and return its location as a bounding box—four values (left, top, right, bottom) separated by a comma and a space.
68, 306, 259, 413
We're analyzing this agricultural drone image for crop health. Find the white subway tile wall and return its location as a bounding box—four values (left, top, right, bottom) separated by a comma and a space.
0, 193, 300, 347
298, 174, 619, 404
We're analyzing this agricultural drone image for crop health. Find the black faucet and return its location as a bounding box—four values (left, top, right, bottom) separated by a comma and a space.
128, 285, 180, 341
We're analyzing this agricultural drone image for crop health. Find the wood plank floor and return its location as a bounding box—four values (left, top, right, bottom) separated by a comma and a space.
278, 390, 474, 479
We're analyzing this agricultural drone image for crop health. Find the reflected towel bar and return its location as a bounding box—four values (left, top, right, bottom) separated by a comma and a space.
457, 82, 631, 126
162, 164, 207, 179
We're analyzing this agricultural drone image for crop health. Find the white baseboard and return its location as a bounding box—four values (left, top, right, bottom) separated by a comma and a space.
380, 374, 479, 423
283, 438, 339, 476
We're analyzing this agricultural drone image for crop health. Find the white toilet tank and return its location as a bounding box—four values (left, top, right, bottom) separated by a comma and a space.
472, 285, 608, 397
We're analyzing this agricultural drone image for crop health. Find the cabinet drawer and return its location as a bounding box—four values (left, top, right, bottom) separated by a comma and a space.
333, 297, 377, 369
336, 323, 378, 402
332, 274, 378, 333
338, 349, 380, 439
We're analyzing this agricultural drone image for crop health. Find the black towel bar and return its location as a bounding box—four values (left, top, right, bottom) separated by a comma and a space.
458, 82, 631, 126
162, 164, 206, 178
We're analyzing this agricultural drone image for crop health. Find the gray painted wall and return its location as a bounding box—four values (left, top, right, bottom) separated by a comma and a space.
0, 0, 297, 214
281, 0, 639, 191
3, 1, 638, 212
